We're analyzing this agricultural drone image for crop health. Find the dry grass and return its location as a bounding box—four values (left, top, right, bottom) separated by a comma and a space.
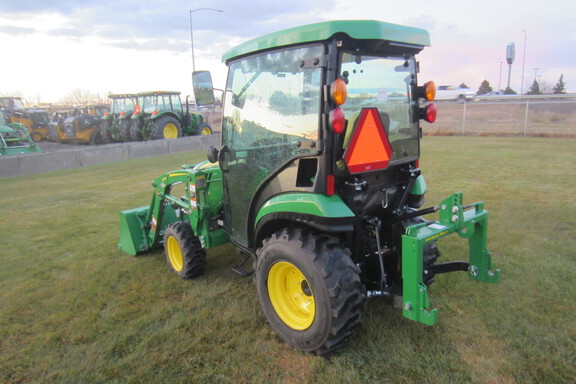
424, 101, 576, 137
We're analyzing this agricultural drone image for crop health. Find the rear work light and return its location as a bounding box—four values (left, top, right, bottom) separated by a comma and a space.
329, 78, 348, 133
331, 78, 347, 105
418, 81, 436, 101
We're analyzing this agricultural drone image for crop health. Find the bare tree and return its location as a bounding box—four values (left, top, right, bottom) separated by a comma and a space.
59, 89, 107, 106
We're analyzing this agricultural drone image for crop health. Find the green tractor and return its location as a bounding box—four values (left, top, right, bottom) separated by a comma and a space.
101, 93, 139, 143
0, 108, 42, 155
118, 20, 500, 355
129, 91, 212, 141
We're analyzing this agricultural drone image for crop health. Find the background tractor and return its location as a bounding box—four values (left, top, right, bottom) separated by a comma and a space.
0, 96, 49, 141
129, 91, 212, 141
60, 105, 109, 144
0, 108, 42, 155
118, 20, 500, 355
101, 93, 139, 143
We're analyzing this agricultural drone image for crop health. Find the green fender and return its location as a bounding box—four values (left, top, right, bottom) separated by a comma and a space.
254, 193, 355, 238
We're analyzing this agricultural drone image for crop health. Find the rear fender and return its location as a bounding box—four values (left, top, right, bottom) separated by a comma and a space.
254, 193, 355, 247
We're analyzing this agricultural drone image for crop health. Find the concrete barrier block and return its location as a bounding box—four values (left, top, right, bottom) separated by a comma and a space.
0, 156, 22, 178
167, 137, 197, 153
127, 140, 169, 159
81, 144, 129, 166
19, 151, 83, 175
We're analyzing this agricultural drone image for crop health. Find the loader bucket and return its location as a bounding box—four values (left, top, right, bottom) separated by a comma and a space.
118, 206, 150, 256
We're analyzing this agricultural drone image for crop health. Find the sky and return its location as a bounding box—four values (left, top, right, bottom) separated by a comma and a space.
1, 0, 575, 104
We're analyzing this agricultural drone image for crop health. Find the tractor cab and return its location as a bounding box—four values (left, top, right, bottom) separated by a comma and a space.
195, 21, 437, 252
101, 93, 139, 143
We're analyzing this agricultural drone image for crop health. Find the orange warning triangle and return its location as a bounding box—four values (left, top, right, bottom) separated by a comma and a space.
344, 108, 393, 174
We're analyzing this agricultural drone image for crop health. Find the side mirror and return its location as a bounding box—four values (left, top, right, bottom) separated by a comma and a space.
207, 146, 219, 163
192, 71, 215, 106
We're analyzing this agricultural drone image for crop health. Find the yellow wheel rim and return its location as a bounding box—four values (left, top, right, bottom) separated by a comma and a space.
163, 123, 178, 138
166, 236, 183, 271
268, 261, 315, 330
201, 126, 211, 135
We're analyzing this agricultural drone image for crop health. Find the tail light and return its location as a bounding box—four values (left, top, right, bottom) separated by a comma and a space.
133, 104, 141, 115
418, 81, 437, 123
329, 78, 347, 133
420, 103, 437, 123
330, 108, 346, 134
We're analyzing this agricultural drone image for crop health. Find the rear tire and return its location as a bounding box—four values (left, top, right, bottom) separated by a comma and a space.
152, 116, 182, 140
255, 228, 364, 355
129, 120, 143, 141
120, 119, 131, 142
164, 222, 206, 279
100, 123, 112, 143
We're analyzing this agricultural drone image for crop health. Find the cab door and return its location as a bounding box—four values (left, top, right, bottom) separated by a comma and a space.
219, 46, 324, 248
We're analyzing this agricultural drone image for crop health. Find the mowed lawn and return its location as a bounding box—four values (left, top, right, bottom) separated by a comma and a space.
1, 137, 574, 383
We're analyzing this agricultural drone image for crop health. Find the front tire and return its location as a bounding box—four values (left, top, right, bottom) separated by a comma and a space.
197, 123, 212, 135
164, 222, 206, 279
255, 228, 364, 355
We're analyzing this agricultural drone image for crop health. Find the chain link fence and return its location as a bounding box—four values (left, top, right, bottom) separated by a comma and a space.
423, 95, 576, 137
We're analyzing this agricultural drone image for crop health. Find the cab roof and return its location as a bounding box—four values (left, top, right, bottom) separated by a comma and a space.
222, 20, 430, 63
137, 91, 181, 96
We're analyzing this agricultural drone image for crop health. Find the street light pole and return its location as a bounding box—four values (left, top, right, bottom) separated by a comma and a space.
521, 29, 527, 94
189, 8, 223, 73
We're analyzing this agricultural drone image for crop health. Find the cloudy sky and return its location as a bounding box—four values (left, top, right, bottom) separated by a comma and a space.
1, 0, 575, 103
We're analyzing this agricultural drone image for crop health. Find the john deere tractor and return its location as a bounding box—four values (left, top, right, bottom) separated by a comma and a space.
129, 91, 211, 141
101, 93, 139, 143
118, 20, 500, 355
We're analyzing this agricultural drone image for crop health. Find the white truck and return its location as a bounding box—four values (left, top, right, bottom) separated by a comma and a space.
435, 85, 475, 102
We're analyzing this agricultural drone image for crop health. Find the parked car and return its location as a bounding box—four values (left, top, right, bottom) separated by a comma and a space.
435, 85, 475, 103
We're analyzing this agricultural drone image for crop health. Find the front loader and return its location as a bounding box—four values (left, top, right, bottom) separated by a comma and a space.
118, 20, 500, 355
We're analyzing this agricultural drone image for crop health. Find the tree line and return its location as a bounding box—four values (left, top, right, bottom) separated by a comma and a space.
475, 74, 567, 96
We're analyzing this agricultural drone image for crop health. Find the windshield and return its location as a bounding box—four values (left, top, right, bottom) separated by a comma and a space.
340, 53, 419, 163
112, 97, 137, 114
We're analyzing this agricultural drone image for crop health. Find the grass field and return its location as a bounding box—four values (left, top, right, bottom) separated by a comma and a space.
1, 137, 575, 383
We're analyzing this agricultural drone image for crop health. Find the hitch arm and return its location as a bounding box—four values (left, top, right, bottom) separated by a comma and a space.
401, 192, 500, 326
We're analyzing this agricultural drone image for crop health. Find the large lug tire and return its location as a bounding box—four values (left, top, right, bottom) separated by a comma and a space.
129, 120, 143, 141
100, 123, 112, 144
120, 119, 131, 142
255, 228, 364, 355
152, 116, 182, 140
164, 222, 206, 279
